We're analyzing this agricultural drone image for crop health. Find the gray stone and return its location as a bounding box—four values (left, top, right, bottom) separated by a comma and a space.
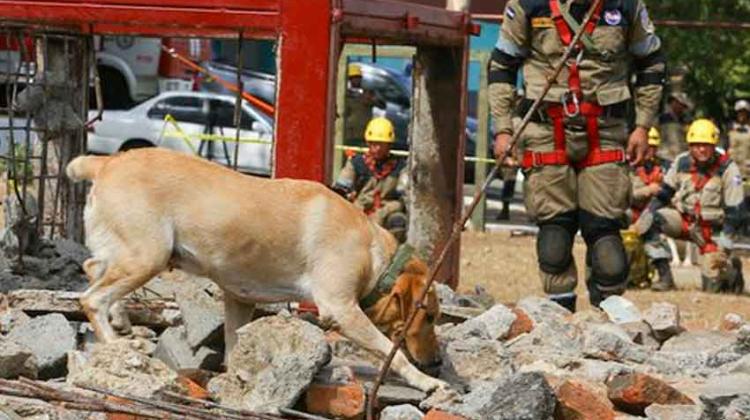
67, 342, 184, 399
724, 354, 750, 375
582, 323, 651, 363
440, 337, 515, 388
6, 313, 75, 378
724, 394, 750, 420
736, 325, 750, 354
379, 404, 424, 420
568, 359, 635, 383
154, 326, 222, 371
643, 302, 682, 342
0, 338, 37, 379
644, 404, 702, 420
0, 309, 29, 335
661, 330, 735, 353
207, 314, 331, 414
175, 287, 224, 349
442, 304, 516, 341
428, 372, 557, 420
697, 374, 750, 420
516, 296, 571, 325
600, 296, 642, 324
620, 321, 660, 350
374, 385, 427, 406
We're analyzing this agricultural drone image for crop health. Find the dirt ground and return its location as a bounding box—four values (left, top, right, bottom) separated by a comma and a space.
458, 230, 750, 330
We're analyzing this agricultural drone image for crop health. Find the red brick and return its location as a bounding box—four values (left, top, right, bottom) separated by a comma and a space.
305, 382, 366, 419
423, 409, 468, 420
506, 308, 534, 340
607, 373, 694, 415
554, 379, 616, 420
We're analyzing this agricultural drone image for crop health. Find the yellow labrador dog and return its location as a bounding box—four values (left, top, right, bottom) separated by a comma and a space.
66, 148, 445, 392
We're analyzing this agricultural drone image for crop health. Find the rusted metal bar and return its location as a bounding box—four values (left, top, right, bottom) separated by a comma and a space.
365, 1, 605, 419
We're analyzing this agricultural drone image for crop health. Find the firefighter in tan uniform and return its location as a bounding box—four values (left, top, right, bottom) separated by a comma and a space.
728, 100, 750, 194
624, 127, 670, 288
489, 0, 665, 311
334, 117, 408, 241
636, 119, 745, 293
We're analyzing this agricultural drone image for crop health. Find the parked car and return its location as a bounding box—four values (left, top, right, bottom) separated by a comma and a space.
86, 91, 274, 175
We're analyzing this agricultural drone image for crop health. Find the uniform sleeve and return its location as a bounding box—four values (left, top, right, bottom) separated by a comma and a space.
628, 0, 665, 129
721, 162, 744, 239
488, 0, 530, 135
334, 158, 357, 192
631, 176, 654, 206
648, 164, 677, 212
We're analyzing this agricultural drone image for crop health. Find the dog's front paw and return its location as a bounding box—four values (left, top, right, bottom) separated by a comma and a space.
422, 377, 450, 393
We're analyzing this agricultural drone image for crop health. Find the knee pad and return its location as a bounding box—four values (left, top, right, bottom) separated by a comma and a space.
537, 224, 575, 275
589, 234, 629, 289
384, 212, 408, 230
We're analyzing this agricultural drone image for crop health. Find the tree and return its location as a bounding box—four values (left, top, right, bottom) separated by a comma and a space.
649, 0, 750, 123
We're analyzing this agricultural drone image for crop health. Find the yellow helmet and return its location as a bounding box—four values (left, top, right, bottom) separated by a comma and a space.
648, 127, 661, 146
347, 64, 362, 78
686, 118, 720, 145
364, 117, 395, 143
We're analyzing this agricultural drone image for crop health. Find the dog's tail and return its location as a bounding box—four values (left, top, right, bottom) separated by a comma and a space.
66, 155, 111, 182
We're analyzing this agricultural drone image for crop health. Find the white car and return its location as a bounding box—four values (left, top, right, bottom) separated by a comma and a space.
86, 91, 274, 175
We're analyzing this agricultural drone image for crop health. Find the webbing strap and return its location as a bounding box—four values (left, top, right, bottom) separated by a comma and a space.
549, 0, 603, 100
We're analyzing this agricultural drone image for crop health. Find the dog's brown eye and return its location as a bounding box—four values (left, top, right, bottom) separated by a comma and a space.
425, 314, 435, 323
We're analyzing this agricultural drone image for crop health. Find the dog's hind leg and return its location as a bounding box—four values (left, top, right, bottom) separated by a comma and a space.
81, 260, 163, 343
318, 300, 447, 392
83, 258, 131, 334
223, 292, 255, 363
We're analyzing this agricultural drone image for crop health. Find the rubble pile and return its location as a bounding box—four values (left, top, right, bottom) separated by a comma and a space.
0, 276, 749, 420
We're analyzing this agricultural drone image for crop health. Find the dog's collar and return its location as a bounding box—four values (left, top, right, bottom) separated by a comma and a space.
360, 243, 415, 309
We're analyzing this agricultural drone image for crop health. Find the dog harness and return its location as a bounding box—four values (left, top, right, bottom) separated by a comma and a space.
360, 243, 415, 309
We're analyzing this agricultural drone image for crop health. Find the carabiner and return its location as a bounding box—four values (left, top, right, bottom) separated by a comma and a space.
561, 92, 580, 117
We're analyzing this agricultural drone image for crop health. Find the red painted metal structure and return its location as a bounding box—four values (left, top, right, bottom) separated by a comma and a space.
1, 0, 471, 284
0, 0, 471, 181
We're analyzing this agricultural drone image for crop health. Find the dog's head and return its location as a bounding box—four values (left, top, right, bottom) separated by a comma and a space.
364, 257, 441, 371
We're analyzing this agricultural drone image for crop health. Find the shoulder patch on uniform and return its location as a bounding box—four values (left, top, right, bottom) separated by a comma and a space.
604, 9, 622, 26
506, 6, 516, 20
733, 174, 743, 187
531, 17, 554, 28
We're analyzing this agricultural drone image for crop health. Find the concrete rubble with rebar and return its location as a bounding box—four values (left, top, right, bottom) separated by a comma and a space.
1, 262, 750, 420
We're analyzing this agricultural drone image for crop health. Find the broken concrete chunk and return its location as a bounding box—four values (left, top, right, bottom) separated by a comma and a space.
600, 296, 642, 324
620, 321, 660, 350
517, 296, 571, 325
175, 287, 224, 349
644, 404, 702, 420
6, 313, 75, 379
429, 372, 557, 420
442, 304, 516, 341
661, 330, 735, 353
380, 404, 425, 420
0, 308, 29, 335
582, 323, 651, 364
696, 373, 750, 420
67, 342, 185, 399
643, 303, 683, 343
721, 313, 745, 332
439, 337, 515, 388
208, 314, 331, 414
0, 338, 37, 379
153, 326, 222, 371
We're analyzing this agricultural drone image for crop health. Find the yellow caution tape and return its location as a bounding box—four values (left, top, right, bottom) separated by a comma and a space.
334, 145, 497, 164
159, 114, 272, 157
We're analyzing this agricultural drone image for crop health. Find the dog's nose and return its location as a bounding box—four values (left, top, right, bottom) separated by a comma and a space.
417, 357, 442, 376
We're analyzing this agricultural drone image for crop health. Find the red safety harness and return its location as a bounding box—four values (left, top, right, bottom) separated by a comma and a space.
631, 163, 664, 222
522, 0, 625, 170
363, 152, 398, 214
680, 154, 728, 254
